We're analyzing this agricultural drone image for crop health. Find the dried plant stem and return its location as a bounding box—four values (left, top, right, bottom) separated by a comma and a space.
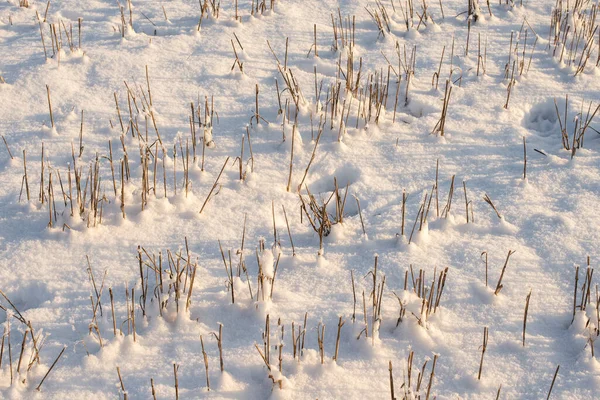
314, 24, 318, 57
333, 316, 344, 361
46, 85, 54, 128
185, 262, 197, 311
38, 19, 48, 59
1, 135, 13, 159
401, 189, 407, 236
355, 195, 366, 235
199, 157, 230, 214
432, 80, 452, 136
286, 125, 295, 192
36, 346, 66, 391
282, 205, 295, 255
131, 288, 136, 342
523, 289, 532, 346
351, 270, 357, 322
572, 266, 580, 323
547, 365, 559, 400
120, 159, 126, 219
212, 324, 224, 372
16, 329, 28, 374
477, 327, 488, 380
494, 250, 516, 295
173, 363, 179, 399
297, 126, 323, 191
317, 322, 325, 364
22, 150, 30, 201
7, 318, 12, 385
523, 136, 527, 180
109, 287, 117, 336
481, 251, 488, 287
463, 181, 469, 223
425, 354, 438, 400
146, 65, 153, 108
483, 193, 502, 219
389, 361, 395, 400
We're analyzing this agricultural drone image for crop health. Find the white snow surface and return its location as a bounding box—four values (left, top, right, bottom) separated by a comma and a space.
0, 0, 599, 398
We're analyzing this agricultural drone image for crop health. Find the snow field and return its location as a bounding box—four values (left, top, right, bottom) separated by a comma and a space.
0, 0, 600, 398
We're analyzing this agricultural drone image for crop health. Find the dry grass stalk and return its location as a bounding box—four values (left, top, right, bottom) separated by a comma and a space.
572, 265, 580, 323
211, 324, 224, 372
230, 39, 244, 73
46, 85, 54, 128
200, 335, 210, 391
281, 205, 295, 256
523, 289, 532, 346
1, 135, 13, 160
185, 262, 197, 311
547, 365, 560, 399
120, 159, 126, 219
21, 150, 31, 202
173, 363, 179, 399
333, 316, 345, 361
389, 360, 395, 400
523, 136, 527, 179
277, 318, 284, 372
0, 327, 4, 370
481, 251, 488, 287
494, 250, 516, 295
483, 193, 502, 219
36, 346, 66, 391
432, 46, 445, 89
297, 124, 323, 191
477, 327, 488, 380
114, 92, 125, 133
286, 124, 295, 192
109, 287, 117, 336
441, 175, 455, 219
7, 317, 12, 385
218, 240, 235, 304
504, 61, 516, 109
354, 195, 366, 236
130, 288, 136, 342
317, 322, 325, 364
16, 329, 28, 375
392, 291, 407, 327
425, 354, 438, 400
199, 156, 230, 214
463, 181, 470, 223
432, 80, 452, 136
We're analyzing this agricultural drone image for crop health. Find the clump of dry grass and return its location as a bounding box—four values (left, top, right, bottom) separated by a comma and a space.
390, 351, 439, 399
365, 2, 391, 38
548, 0, 598, 76
398, 265, 449, 329
330, 9, 355, 52
252, 0, 276, 16
299, 186, 332, 254
553, 95, 599, 158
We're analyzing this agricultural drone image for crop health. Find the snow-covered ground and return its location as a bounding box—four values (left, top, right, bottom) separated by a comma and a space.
0, 0, 599, 398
